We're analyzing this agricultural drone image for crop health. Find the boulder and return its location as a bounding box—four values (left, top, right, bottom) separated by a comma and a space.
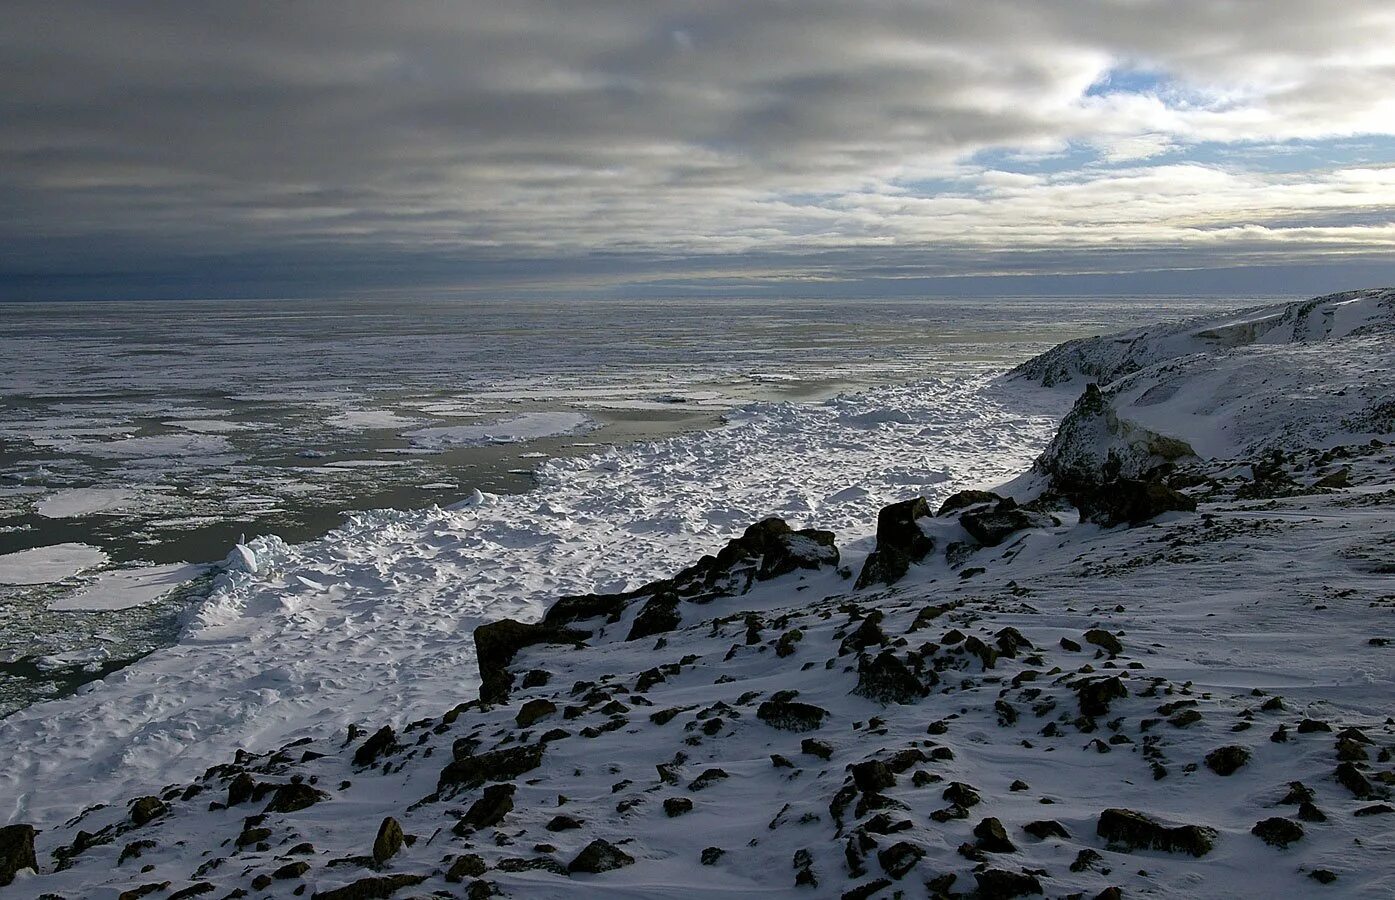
353, 726, 398, 767
0, 824, 38, 887
1252, 817, 1304, 848
438, 744, 545, 796
960, 498, 1052, 547
757, 699, 829, 732
129, 797, 168, 827
515, 698, 557, 728
568, 839, 634, 874
310, 874, 427, 900
855, 498, 935, 589
473, 619, 589, 704
852, 651, 929, 705
1074, 477, 1196, 527
1097, 808, 1217, 857
459, 784, 516, 830
372, 817, 404, 865
936, 490, 1002, 517
973, 869, 1043, 897
265, 783, 329, 814
1204, 745, 1251, 776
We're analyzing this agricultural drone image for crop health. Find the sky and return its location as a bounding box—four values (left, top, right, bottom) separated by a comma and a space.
3, 1, 1395, 301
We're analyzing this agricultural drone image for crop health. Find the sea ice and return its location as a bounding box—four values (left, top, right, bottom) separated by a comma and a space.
0, 543, 109, 585
48, 563, 210, 611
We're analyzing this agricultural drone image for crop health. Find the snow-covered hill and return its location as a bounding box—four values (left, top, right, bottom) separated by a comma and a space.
3, 291, 1394, 899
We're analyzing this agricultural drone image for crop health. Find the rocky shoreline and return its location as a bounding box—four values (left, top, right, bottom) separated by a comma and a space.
4, 290, 1394, 898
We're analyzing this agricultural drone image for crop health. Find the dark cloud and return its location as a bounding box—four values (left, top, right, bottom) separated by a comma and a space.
2, 1, 1393, 299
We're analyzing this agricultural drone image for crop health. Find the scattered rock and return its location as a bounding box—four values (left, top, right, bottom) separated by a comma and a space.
972, 868, 1044, 897
1097, 808, 1217, 857
568, 839, 634, 874
1252, 818, 1304, 848
0, 824, 38, 887
875, 841, 924, 879
353, 726, 398, 767
311, 873, 428, 900
664, 797, 694, 817
1083, 629, 1123, 655
438, 744, 545, 794
973, 817, 1016, 853
546, 815, 584, 832
446, 854, 487, 883
1075, 477, 1196, 527
1204, 745, 1251, 776
129, 797, 167, 827
460, 784, 516, 830
265, 783, 329, 814
473, 619, 589, 704
1023, 820, 1070, 840
852, 651, 928, 705
515, 698, 557, 728
855, 497, 934, 589
372, 817, 404, 866
757, 698, 829, 731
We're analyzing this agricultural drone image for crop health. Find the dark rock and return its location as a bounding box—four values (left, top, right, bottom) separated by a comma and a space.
265, 783, 329, 814
973, 817, 1016, 853
995, 627, 1032, 658
792, 848, 818, 887
1298, 802, 1327, 823
1297, 718, 1332, 733
1204, 745, 1251, 776
937, 490, 1002, 516
1070, 849, 1106, 873
1060, 637, 1082, 652
515, 698, 557, 728
1309, 869, 1338, 885
129, 796, 167, 827
972, 868, 1044, 897
664, 797, 694, 817
353, 726, 398, 767
0, 824, 38, 887
1074, 477, 1196, 527
1354, 804, 1395, 817
1083, 629, 1123, 655
627, 594, 682, 641
1076, 676, 1128, 717
850, 760, 896, 793
701, 847, 725, 865
689, 768, 729, 791
874, 841, 922, 880
568, 839, 634, 874
460, 784, 516, 830
843, 877, 894, 899
311, 873, 428, 899
1023, 819, 1070, 840
521, 669, 550, 688
802, 739, 834, 760
960, 499, 1051, 547
942, 782, 981, 807
474, 619, 589, 704
546, 815, 584, 832
1335, 762, 1374, 799
166, 884, 215, 900
1252, 818, 1304, 848
852, 651, 928, 705
1097, 808, 1217, 857
274, 861, 310, 880
372, 817, 404, 866
446, 854, 487, 882
236, 827, 272, 848
757, 699, 829, 731
119, 882, 171, 900
855, 498, 934, 589
227, 772, 256, 807
840, 612, 889, 655
119, 839, 157, 865
438, 744, 545, 795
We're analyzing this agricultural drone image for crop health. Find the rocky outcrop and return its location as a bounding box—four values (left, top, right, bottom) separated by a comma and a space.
856, 498, 935, 589
1038, 383, 1197, 491
1097, 808, 1218, 857
473, 619, 590, 704
959, 497, 1053, 547
1073, 476, 1196, 527
0, 824, 38, 886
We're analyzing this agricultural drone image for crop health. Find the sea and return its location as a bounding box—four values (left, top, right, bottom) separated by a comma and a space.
0, 295, 1256, 714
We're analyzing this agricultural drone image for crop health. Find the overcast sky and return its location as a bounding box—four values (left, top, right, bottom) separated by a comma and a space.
4, 1, 1395, 300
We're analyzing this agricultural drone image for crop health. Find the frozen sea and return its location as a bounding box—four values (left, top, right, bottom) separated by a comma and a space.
0, 295, 1252, 716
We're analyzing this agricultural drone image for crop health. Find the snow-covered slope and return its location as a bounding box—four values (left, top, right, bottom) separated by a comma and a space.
4, 291, 1395, 899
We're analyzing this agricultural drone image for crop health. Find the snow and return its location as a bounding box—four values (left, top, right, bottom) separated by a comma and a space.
0, 543, 108, 585
161, 419, 252, 434
4, 290, 1394, 898
327, 409, 422, 430
47, 563, 210, 611
34, 487, 138, 518
404, 410, 598, 449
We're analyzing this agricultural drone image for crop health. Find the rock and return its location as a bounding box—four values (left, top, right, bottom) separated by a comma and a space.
166, 884, 215, 900
852, 651, 928, 705
227, 772, 256, 806
701, 847, 725, 865
1309, 869, 1338, 885
972, 868, 1044, 897
689, 768, 729, 791
663, 797, 694, 817
942, 782, 981, 808
438, 744, 545, 795
840, 613, 889, 655
1076, 676, 1128, 717
1060, 637, 1082, 652
1074, 477, 1196, 527
1070, 849, 1106, 873
792, 848, 817, 887
1083, 629, 1123, 655
973, 817, 1016, 853
473, 619, 589, 704
515, 698, 557, 728
757, 699, 829, 731
875, 841, 923, 879
937, 490, 1002, 516
1252, 817, 1304, 848
1097, 808, 1217, 857
237, 827, 272, 849
521, 669, 550, 688
372, 817, 404, 865
119, 839, 157, 865
1298, 802, 1327, 822
129, 796, 168, 827
855, 498, 934, 589
273, 861, 310, 880
311, 873, 428, 900
995, 627, 1032, 658
446, 854, 487, 883
1297, 718, 1332, 733
119, 883, 171, 900
353, 726, 398, 767
802, 739, 834, 760
960, 499, 1051, 547
1204, 745, 1251, 776
843, 877, 893, 899
568, 839, 634, 874
1023, 819, 1070, 840
1354, 804, 1395, 817
460, 784, 516, 830
1335, 762, 1374, 799
0, 824, 38, 887
850, 760, 896, 793
265, 783, 329, 814
546, 814, 584, 831
627, 594, 682, 641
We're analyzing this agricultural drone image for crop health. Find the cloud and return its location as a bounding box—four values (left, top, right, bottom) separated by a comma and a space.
2, 0, 1394, 298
